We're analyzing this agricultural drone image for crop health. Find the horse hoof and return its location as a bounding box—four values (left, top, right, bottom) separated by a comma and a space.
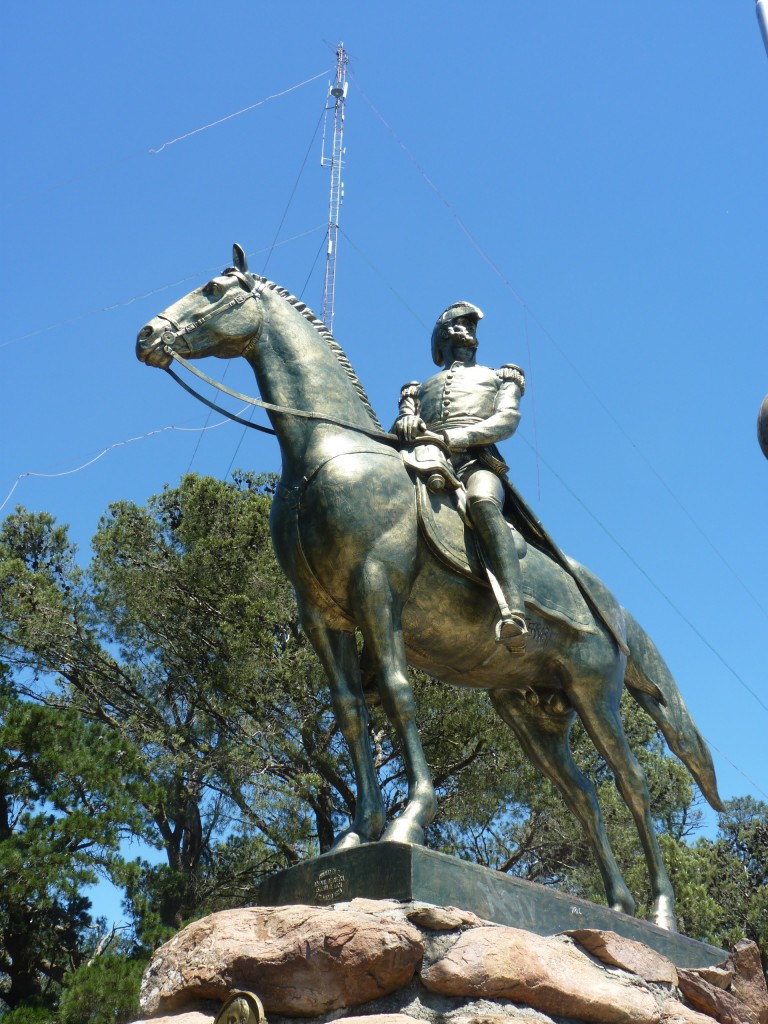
331, 831, 364, 851
610, 901, 635, 917
608, 889, 636, 917
381, 820, 426, 846
652, 896, 678, 933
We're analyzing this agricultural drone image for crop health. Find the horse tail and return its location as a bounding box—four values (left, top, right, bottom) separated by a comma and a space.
623, 609, 724, 813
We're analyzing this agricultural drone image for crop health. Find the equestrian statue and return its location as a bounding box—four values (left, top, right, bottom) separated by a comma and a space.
136, 245, 723, 932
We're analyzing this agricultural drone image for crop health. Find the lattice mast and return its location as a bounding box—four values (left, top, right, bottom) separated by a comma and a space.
321, 43, 348, 330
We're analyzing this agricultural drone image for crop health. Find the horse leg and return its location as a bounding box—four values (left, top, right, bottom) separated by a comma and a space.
353, 565, 438, 845
489, 689, 636, 916
302, 619, 386, 850
570, 684, 677, 931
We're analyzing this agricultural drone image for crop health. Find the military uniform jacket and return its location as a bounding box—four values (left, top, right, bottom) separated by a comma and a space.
398, 361, 525, 476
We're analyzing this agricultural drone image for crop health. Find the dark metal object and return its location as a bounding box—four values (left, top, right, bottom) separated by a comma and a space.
758, 394, 768, 459
214, 990, 266, 1024
256, 843, 727, 970
757, 0, 768, 467
137, 245, 723, 934
164, 363, 277, 435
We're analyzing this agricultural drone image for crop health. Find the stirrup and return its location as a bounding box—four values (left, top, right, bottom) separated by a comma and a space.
496, 614, 528, 654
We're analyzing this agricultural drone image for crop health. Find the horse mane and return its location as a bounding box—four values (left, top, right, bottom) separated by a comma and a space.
254, 274, 384, 431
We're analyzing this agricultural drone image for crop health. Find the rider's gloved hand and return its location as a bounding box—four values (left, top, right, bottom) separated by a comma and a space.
395, 415, 427, 443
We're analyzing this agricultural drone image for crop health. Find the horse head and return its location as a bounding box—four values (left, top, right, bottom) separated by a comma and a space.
136, 244, 265, 369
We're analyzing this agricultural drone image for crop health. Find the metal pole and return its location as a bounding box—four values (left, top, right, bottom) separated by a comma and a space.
756, 6, 768, 456
321, 43, 348, 331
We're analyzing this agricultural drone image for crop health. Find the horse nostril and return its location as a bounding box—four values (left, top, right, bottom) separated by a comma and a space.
138, 325, 154, 341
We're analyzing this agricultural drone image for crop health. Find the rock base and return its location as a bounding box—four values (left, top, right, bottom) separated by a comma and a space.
133, 900, 767, 1024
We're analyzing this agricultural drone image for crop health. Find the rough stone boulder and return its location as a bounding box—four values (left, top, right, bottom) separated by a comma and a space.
135, 900, 765, 1024
133, 1014, 215, 1024
140, 904, 423, 1017
679, 941, 768, 1024
658, 1002, 720, 1024
729, 939, 768, 1024
677, 970, 757, 1024
421, 925, 662, 1024
565, 929, 678, 985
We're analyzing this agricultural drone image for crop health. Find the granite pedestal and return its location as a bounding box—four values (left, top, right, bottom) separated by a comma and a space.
256, 842, 726, 970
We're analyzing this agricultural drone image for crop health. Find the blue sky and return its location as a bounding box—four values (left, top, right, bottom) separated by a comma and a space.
2, 2, 768, 924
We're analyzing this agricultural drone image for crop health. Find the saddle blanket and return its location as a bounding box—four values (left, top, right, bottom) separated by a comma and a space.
414, 475, 626, 645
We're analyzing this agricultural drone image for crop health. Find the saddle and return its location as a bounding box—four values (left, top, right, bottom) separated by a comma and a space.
401, 442, 629, 652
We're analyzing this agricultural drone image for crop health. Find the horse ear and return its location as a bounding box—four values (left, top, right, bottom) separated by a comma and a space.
232, 243, 249, 274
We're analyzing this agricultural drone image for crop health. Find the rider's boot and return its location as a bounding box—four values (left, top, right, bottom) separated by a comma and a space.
469, 496, 528, 654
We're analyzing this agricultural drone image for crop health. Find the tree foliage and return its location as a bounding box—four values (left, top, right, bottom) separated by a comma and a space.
58, 955, 146, 1024
0, 665, 143, 1010
0, 475, 336, 935
666, 797, 768, 967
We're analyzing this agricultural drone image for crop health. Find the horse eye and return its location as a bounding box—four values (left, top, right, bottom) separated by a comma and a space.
204, 281, 221, 298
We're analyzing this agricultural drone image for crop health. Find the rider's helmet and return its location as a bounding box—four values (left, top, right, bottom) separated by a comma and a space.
431, 301, 484, 366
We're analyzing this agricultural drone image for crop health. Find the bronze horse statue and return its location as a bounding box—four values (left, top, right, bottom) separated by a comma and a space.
137, 245, 723, 931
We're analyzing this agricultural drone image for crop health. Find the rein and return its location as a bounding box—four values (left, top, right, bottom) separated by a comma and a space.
163, 348, 399, 445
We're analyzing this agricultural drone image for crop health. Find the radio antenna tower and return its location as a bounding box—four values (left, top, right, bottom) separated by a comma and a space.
321, 43, 348, 330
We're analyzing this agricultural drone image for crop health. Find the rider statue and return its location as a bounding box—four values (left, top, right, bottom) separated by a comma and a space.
395, 302, 529, 653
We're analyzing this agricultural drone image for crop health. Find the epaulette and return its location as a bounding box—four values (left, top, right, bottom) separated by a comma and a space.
399, 380, 421, 399
497, 364, 525, 395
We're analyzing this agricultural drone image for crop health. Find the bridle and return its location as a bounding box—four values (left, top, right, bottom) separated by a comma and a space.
157, 268, 267, 350
159, 271, 398, 445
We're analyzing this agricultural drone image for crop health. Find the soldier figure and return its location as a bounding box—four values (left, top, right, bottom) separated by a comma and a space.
395, 302, 528, 653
